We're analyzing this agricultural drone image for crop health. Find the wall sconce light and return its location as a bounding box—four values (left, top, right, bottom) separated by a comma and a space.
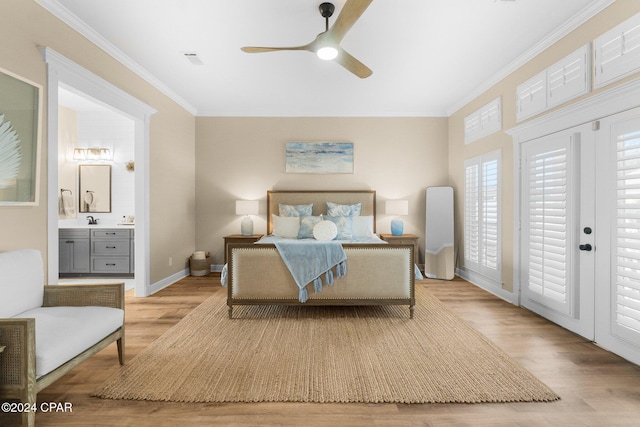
385, 200, 408, 236
236, 200, 259, 235
73, 147, 112, 161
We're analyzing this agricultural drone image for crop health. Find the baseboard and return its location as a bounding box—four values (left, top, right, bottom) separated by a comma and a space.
455, 267, 518, 305
148, 268, 190, 296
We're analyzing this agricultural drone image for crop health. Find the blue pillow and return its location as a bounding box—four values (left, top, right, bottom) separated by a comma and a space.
279, 203, 313, 217
326, 215, 353, 240
327, 202, 361, 216
298, 216, 322, 239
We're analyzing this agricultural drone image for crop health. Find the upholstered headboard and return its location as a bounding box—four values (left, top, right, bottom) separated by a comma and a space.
266, 190, 376, 235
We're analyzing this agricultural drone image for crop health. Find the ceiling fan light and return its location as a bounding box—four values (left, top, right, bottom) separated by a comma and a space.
317, 46, 338, 60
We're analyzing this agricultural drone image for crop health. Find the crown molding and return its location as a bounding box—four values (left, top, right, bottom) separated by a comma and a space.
445, 0, 615, 116
37, 0, 198, 116
195, 110, 449, 118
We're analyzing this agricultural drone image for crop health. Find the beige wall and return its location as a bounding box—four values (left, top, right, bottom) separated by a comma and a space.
58, 106, 78, 219
448, 1, 640, 292
0, 0, 195, 284
195, 117, 449, 265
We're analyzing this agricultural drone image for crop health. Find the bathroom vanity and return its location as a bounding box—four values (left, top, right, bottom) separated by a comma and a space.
59, 226, 134, 277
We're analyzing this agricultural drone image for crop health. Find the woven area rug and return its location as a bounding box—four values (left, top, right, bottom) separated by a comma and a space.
94, 286, 559, 404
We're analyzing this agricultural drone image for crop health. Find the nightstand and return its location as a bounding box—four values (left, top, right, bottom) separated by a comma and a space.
379, 234, 419, 264
223, 234, 263, 264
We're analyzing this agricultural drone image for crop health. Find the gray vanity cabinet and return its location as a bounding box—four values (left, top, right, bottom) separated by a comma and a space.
59, 228, 133, 276
59, 229, 90, 274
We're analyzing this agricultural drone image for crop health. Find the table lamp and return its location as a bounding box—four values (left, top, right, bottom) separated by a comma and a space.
236, 200, 259, 235
385, 200, 408, 236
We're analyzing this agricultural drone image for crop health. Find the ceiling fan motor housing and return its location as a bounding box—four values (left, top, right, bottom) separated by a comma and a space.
319, 2, 335, 18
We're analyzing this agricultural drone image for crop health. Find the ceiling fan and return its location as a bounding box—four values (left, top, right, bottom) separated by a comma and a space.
241, 0, 374, 78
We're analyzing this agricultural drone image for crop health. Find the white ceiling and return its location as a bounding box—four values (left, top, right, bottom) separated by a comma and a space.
43, 0, 607, 117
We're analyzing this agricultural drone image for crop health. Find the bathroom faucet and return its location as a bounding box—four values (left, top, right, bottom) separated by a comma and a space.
86, 216, 99, 225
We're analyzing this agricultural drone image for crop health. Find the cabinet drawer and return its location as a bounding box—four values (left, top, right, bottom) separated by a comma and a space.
60, 229, 90, 239
91, 257, 130, 273
91, 229, 130, 239
92, 239, 130, 255
390, 239, 415, 246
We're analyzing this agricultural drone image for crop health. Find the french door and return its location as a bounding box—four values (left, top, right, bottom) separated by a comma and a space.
594, 108, 640, 365
520, 107, 640, 365
520, 124, 595, 339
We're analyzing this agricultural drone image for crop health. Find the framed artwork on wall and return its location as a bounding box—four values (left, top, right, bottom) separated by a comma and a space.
285, 142, 354, 174
0, 67, 42, 206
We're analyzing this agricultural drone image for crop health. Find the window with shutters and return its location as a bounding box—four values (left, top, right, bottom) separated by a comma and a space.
517, 44, 591, 122
464, 151, 501, 281
614, 127, 640, 340
464, 98, 502, 144
594, 11, 640, 89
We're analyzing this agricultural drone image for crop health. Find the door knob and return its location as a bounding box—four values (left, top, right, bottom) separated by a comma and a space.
579, 244, 592, 251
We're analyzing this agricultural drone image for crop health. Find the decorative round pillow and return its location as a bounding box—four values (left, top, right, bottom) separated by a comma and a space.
313, 220, 338, 241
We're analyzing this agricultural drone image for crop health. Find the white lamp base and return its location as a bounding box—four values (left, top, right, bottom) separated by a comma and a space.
241, 216, 254, 235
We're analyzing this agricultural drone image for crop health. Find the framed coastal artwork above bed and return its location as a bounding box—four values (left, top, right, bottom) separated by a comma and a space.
285, 142, 354, 174
0, 67, 42, 206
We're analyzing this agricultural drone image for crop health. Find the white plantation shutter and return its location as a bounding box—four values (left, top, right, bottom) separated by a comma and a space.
594, 12, 640, 88
547, 45, 590, 108
465, 163, 480, 265
465, 98, 502, 144
481, 159, 499, 270
479, 98, 502, 138
525, 146, 570, 314
464, 112, 481, 144
464, 152, 501, 281
516, 71, 546, 122
615, 128, 640, 339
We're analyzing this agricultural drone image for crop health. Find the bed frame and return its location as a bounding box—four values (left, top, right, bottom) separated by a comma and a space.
226, 190, 415, 318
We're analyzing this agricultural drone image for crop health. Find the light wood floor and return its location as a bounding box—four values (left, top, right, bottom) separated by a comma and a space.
5, 275, 640, 426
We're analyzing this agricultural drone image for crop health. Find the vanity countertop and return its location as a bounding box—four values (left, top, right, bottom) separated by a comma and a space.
59, 223, 134, 229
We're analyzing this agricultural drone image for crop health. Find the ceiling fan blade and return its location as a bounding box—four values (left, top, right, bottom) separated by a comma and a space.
335, 48, 372, 79
241, 45, 310, 53
329, 0, 374, 43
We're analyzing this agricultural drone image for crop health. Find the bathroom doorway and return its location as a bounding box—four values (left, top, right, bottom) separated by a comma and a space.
57, 87, 136, 290
43, 48, 155, 297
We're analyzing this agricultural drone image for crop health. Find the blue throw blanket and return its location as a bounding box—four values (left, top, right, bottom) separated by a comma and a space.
274, 240, 347, 303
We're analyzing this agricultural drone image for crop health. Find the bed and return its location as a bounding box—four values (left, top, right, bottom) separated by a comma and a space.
225, 190, 415, 318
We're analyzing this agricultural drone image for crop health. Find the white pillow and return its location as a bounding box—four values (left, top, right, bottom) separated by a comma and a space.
272, 214, 300, 238
352, 215, 375, 239
313, 220, 338, 241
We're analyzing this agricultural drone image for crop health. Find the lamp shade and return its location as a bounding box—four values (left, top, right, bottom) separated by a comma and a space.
236, 200, 259, 216
385, 200, 408, 216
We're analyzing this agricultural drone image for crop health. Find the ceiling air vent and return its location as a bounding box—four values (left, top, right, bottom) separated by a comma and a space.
182, 52, 203, 65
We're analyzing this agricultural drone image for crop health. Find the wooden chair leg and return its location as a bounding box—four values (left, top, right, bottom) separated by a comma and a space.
117, 336, 125, 365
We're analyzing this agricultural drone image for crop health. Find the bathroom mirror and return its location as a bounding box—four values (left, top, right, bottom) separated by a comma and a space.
425, 186, 454, 280
79, 164, 111, 213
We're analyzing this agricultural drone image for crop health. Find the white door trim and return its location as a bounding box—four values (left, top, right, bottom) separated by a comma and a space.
42, 47, 156, 297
